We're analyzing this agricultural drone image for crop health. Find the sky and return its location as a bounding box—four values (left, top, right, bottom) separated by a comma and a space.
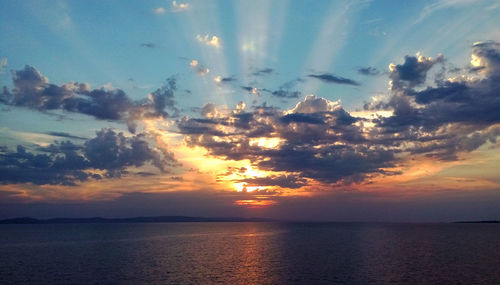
1, 0, 500, 221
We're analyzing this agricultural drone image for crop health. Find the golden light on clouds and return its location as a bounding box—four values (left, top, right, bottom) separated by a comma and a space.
249, 137, 282, 149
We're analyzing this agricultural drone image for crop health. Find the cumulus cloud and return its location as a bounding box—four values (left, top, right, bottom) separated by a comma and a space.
175, 42, 500, 187
0, 66, 178, 133
308, 73, 360, 86
366, 41, 500, 160
171, 1, 190, 12
177, 95, 384, 185
4, 42, 499, 191
0, 129, 176, 185
196, 34, 221, 48
289, 94, 341, 113
388, 53, 444, 90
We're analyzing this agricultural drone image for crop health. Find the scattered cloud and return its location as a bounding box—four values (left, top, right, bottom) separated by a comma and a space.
0, 66, 179, 133
308, 73, 360, 86
2, 41, 499, 195
46, 131, 87, 140
171, 1, 190, 12
214, 76, 236, 84
251, 68, 274, 77
0, 129, 176, 185
176, 42, 500, 188
196, 34, 221, 48
358, 67, 380, 76
269, 89, 301, 98
240, 86, 260, 96
189, 59, 210, 76
140, 43, 157, 49
365, 41, 500, 160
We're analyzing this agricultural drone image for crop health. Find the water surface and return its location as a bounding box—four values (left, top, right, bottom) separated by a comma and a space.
1, 222, 499, 284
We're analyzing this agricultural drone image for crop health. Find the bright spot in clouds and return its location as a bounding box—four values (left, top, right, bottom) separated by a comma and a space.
196, 34, 221, 48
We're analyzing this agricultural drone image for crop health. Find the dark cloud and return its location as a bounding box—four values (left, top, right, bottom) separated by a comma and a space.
215, 76, 237, 83
141, 43, 156, 48
358, 67, 380, 76
366, 42, 500, 160
308, 73, 360, 86
240, 86, 260, 95
46, 132, 87, 140
177, 42, 500, 186
251, 68, 274, 77
270, 89, 301, 98
0, 66, 178, 133
0, 129, 176, 185
262, 78, 304, 99
280, 113, 325, 125
238, 175, 307, 189
388, 54, 443, 90
179, 95, 386, 185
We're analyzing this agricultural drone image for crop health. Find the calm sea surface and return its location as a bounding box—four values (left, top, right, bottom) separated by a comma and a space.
0, 222, 499, 284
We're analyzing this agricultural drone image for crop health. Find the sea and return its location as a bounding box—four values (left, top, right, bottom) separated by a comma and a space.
1, 222, 499, 284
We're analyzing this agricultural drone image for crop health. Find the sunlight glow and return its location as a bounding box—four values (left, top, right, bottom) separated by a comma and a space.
249, 137, 282, 149
234, 199, 277, 208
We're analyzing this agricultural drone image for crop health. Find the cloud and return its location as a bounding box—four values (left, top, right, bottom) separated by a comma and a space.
270, 90, 301, 98
171, 1, 190, 12
238, 175, 307, 189
308, 73, 360, 86
214, 76, 236, 84
154, 2, 189, 15
289, 94, 341, 113
388, 53, 444, 90
189, 59, 210, 76
141, 43, 156, 48
0, 129, 176, 185
177, 95, 385, 185
358, 67, 380, 76
366, 42, 500, 160
240, 86, 260, 96
46, 132, 87, 140
251, 68, 274, 77
153, 7, 166, 15
196, 34, 221, 48
0, 66, 179, 133
177, 42, 500, 187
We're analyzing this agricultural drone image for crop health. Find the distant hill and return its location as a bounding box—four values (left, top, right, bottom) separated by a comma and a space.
454, 220, 499, 223
0, 216, 274, 224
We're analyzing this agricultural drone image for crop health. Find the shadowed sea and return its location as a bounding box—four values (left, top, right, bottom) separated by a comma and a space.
1, 222, 499, 284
